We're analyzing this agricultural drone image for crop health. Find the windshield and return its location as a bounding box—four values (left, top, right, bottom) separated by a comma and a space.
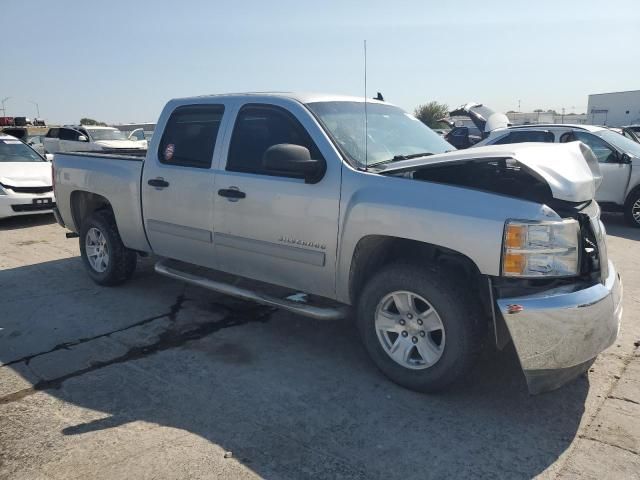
594, 129, 640, 157
87, 128, 127, 141
306, 101, 454, 167
0, 138, 44, 162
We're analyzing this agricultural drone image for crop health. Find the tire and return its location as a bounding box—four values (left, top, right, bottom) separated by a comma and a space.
79, 210, 137, 286
357, 263, 481, 393
624, 189, 640, 228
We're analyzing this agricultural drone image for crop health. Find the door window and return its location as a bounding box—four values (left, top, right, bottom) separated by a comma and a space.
158, 104, 225, 168
494, 130, 554, 144
59, 128, 80, 141
574, 131, 617, 163
46, 128, 59, 138
226, 104, 322, 176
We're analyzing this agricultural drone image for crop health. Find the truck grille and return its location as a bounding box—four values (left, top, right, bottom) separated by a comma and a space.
4, 185, 53, 194
11, 202, 56, 212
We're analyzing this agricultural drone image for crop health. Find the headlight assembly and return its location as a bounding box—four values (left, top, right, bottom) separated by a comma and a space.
502, 219, 580, 277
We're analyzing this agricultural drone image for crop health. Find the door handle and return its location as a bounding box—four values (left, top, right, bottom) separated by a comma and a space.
148, 178, 170, 188
218, 188, 246, 199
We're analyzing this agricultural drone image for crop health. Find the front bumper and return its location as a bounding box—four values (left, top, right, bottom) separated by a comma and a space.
0, 193, 56, 219
497, 260, 622, 394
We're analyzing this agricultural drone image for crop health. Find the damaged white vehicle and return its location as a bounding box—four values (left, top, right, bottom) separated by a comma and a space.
51, 94, 622, 394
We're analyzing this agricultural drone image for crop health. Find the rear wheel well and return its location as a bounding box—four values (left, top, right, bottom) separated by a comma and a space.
70, 191, 114, 230
349, 236, 491, 321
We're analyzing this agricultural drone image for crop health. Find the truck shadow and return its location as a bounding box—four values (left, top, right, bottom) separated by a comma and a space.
0, 213, 56, 231
0, 256, 589, 479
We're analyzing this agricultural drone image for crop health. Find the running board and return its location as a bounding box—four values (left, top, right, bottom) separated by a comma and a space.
154, 259, 347, 321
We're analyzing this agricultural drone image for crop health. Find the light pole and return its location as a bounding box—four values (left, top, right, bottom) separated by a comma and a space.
29, 101, 40, 118
1, 97, 10, 117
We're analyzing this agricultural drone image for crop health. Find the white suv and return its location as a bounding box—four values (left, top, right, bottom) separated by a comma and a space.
474, 124, 640, 226
43, 126, 146, 154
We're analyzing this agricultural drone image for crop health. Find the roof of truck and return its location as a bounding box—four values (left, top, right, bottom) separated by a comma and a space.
180, 92, 388, 105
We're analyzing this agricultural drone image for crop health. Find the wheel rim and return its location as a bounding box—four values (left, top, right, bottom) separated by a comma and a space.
374, 291, 445, 370
632, 199, 640, 224
85, 227, 109, 273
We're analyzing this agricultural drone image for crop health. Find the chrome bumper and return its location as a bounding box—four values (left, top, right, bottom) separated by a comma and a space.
497, 261, 622, 394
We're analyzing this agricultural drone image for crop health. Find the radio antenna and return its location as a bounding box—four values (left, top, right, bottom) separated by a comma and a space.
363, 39, 368, 171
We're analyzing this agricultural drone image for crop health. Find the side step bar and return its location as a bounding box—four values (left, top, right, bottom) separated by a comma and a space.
154, 259, 348, 321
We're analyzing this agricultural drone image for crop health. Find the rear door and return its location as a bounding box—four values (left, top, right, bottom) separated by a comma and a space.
212, 101, 341, 298
574, 131, 630, 204
141, 103, 227, 268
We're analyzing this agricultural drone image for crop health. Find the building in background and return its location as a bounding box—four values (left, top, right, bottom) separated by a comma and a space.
587, 90, 640, 127
506, 112, 589, 125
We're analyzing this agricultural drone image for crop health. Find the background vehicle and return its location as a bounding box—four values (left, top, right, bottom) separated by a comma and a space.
475, 124, 640, 226
622, 125, 640, 143
13, 117, 31, 126
0, 117, 14, 127
52, 93, 621, 395
43, 125, 147, 153
0, 133, 55, 218
32, 118, 46, 127
443, 103, 510, 149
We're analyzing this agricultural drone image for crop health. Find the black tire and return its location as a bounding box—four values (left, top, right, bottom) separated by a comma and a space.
79, 210, 137, 286
624, 189, 640, 228
357, 263, 481, 393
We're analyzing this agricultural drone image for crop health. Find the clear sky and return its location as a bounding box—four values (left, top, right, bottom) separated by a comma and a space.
2, 0, 639, 124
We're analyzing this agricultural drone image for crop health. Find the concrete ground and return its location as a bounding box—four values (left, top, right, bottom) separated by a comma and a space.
0, 213, 638, 480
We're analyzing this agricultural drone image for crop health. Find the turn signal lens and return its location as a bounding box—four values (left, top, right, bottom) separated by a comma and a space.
503, 252, 526, 275
505, 224, 525, 249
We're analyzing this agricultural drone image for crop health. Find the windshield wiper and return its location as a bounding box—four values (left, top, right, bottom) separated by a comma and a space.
368, 152, 434, 167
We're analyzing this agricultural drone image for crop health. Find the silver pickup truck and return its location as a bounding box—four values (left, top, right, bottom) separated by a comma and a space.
52, 93, 623, 394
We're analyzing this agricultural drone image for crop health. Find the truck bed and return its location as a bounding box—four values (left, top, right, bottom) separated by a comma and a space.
53, 151, 151, 252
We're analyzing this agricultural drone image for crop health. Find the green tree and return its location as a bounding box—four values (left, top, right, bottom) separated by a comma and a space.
80, 118, 107, 126
414, 101, 449, 128
533, 109, 544, 112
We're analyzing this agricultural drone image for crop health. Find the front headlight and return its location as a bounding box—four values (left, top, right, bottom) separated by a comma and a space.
502, 219, 580, 277
0, 184, 7, 196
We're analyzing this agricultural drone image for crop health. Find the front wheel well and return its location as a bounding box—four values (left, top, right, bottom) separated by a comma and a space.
70, 190, 114, 231
348, 236, 491, 319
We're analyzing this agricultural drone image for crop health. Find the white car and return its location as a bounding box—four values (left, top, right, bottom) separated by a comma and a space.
0, 134, 55, 219
43, 126, 146, 154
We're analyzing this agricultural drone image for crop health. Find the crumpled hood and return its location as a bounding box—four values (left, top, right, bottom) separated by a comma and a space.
0, 161, 52, 187
94, 140, 146, 149
379, 142, 601, 203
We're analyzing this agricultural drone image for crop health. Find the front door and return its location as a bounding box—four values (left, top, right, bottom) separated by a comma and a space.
574, 131, 631, 204
212, 102, 341, 298
141, 103, 227, 268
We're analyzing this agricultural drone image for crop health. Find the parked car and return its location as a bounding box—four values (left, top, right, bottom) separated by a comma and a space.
0, 133, 56, 219
43, 125, 147, 153
443, 103, 510, 149
0, 117, 14, 127
13, 117, 32, 126
126, 128, 149, 148
1, 127, 28, 142
474, 124, 640, 226
32, 118, 46, 127
52, 93, 621, 395
621, 125, 640, 143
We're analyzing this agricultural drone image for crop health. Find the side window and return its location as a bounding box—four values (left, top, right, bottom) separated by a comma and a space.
574, 131, 617, 163
226, 104, 322, 176
59, 128, 80, 141
494, 130, 555, 144
158, 104, 225, 169
46, 128, 59, 138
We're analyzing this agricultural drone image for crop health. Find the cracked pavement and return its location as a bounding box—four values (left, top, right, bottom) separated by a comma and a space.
0, 213, 638, 479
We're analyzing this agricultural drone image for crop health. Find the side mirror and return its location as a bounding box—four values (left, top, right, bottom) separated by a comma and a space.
77, 135, 88, 142
620, 153, 632, 164
45, 153, 54, 162
262, 144, 325, 183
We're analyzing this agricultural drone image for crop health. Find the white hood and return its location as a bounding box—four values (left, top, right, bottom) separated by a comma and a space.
0, 161, 52, 187
380, 142, 601, 203
94, 140, 146, 149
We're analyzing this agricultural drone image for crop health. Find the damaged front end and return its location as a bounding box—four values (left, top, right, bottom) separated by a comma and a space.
379, 142, 622, 394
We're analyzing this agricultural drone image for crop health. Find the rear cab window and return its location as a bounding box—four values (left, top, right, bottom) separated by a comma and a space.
158, 104, 225, 169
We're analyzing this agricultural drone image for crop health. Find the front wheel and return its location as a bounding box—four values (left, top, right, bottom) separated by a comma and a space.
624, 190, 640, 227
79, 210, 137, 286
357, 263, 481, 393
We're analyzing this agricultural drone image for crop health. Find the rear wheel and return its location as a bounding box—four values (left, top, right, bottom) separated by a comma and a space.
357, 263, 480, 392
624, 189, 640, 227
79, 211, 137, 286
